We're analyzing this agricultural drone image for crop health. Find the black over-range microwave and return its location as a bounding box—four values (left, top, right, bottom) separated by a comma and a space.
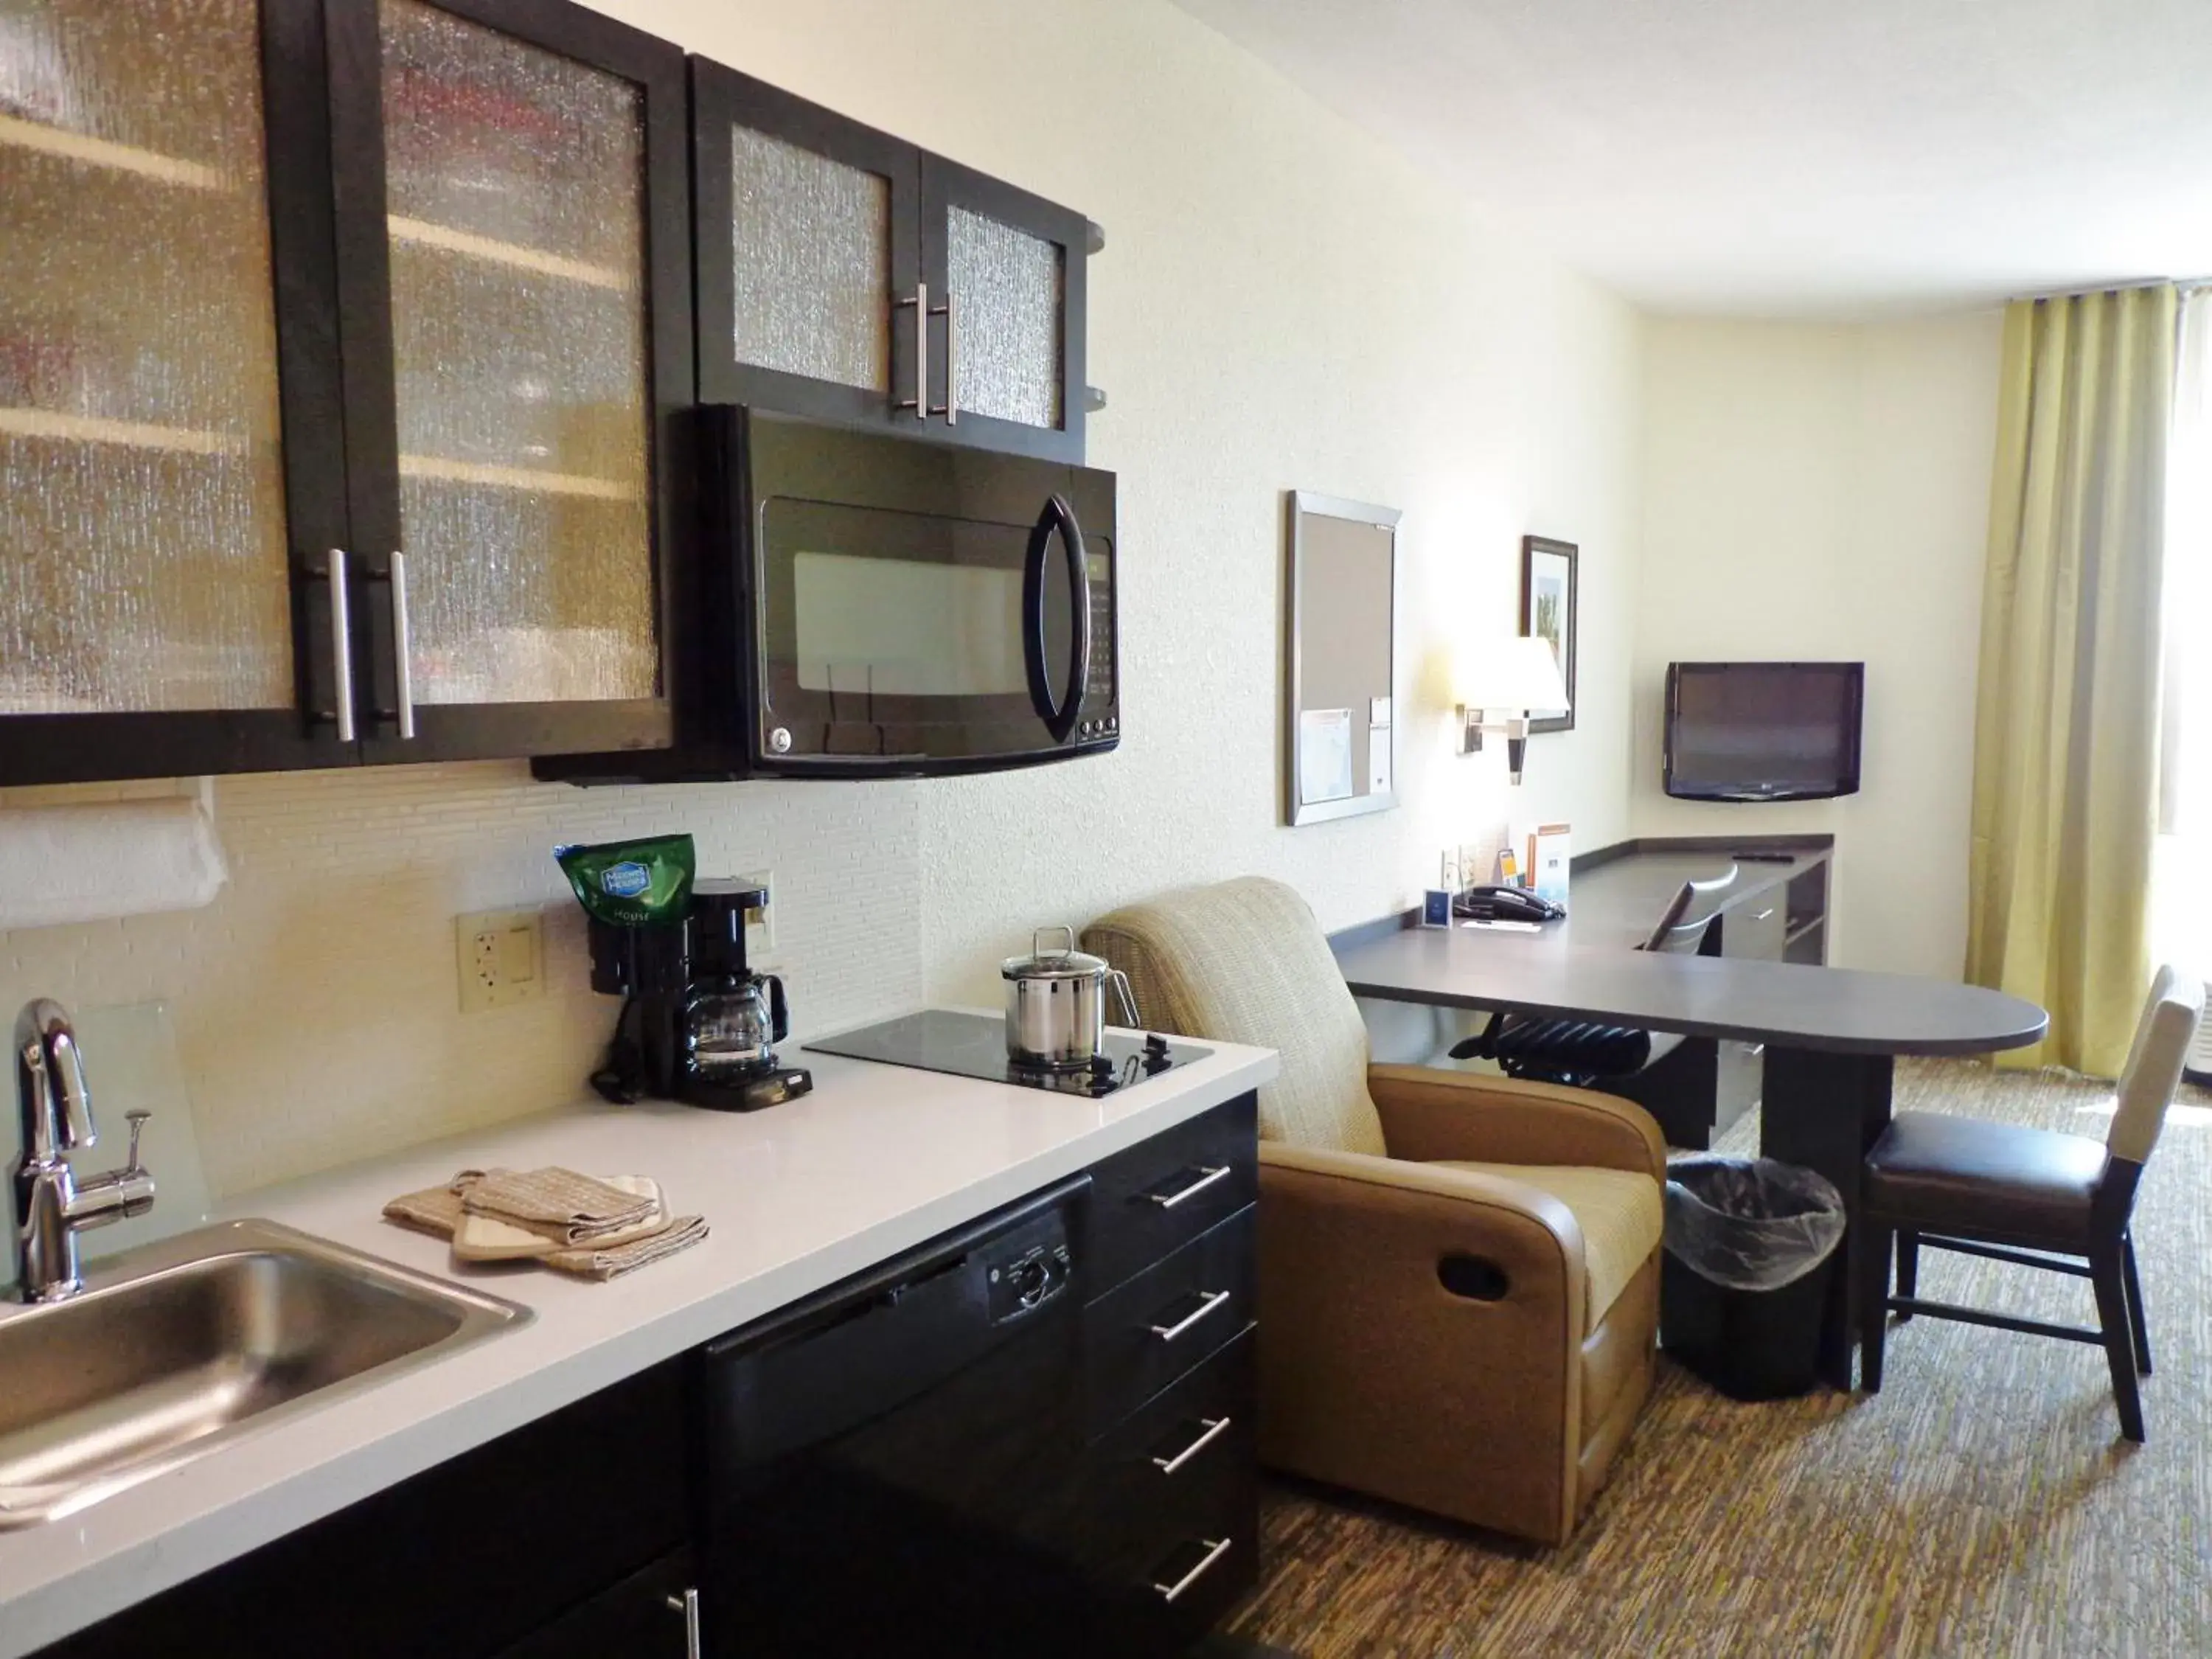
538, 409, 1119, 783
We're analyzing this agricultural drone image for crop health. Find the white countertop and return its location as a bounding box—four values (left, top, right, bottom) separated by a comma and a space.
0, 1021, 1276, 1657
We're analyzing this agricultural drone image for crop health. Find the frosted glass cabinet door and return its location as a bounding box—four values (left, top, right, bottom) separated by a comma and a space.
921, 156, 1087, 465
324, 0, 689, 762
692, 60, 921, 428
0, 0, 352, 782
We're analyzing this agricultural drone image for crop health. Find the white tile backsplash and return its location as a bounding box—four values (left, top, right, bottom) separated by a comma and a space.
0, 764, 922, 1197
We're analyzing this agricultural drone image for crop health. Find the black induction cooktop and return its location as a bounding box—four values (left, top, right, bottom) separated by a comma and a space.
804, 1009, 1213, 1099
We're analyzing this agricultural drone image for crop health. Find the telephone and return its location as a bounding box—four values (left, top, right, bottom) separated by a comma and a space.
1453, 885, 1565, 923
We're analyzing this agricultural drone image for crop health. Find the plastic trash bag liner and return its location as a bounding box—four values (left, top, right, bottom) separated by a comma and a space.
1663, 1155, 1846, 1293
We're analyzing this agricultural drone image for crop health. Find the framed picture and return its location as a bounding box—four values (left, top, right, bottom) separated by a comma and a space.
1519, 536, 1577, 734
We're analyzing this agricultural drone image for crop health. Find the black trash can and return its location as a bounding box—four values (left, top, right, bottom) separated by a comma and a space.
1660, 1156, 1846, 1401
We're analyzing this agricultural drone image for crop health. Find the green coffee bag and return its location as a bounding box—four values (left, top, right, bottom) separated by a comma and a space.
554, 834, 696, 928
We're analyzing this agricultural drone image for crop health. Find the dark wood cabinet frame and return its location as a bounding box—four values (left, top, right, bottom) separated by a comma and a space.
919, 153, 1089, 465
0, 0, 354, 785
691, 61, 1088, 466
0, 0, 690, 787
690, 61, 923, 431
324, 0, 690, 765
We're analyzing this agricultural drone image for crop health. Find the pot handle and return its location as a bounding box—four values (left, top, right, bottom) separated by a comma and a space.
1033, 923, 1077, 959
1107, 967, 1139, 1028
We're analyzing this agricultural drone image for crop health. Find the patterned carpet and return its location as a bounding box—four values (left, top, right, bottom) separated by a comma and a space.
1224, 1058, 2212, 1658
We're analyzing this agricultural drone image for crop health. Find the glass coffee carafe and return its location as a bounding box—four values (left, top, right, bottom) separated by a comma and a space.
681, 881, 788, 1083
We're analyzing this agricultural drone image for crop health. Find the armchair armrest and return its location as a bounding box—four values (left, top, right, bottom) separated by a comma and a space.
1367, 1064, 1666, 1180
1254, 1141, 1592, 1540
1259, 1141, 1589, 1339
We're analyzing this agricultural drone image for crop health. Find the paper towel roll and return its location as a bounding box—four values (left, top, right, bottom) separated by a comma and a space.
0, 794, 229, 931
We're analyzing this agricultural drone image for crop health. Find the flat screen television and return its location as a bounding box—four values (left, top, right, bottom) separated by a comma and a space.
1663, 661, 1864, 801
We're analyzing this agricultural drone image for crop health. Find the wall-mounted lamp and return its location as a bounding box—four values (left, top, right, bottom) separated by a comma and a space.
1453, 637, 1569, 784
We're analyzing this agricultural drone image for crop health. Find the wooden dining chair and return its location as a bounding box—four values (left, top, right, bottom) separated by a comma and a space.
1857, 967, 2204, 1441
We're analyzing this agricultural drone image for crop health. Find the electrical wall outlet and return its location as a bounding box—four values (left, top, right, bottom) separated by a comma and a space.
735, 869, 776, 963
456, 908, 545, 1014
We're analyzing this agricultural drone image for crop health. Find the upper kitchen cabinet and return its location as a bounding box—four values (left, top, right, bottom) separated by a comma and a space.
693, 60, 1089, 464
919, 155, 1088, 464
0, 0, 353, 782
690, 61, 920, 434
0, 0, 689, 787
325, 0, 692, 763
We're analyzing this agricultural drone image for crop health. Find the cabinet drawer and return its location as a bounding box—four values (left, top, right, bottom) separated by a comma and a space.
1716, 1040, 1763, 1137
1079, 1477, 1259, 1659
493, 1550, 698, 1659
1085, 1207, 1255, 1436
1083, 1093, 1257, 1296
1722, 894, 1787, 961
1082, 1331, 1254, 1572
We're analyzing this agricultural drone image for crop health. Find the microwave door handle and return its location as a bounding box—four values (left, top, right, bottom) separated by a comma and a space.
1021, 494, 1091, 743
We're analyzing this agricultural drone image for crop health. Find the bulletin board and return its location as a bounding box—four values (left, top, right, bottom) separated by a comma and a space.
1284, 491, 1399, 827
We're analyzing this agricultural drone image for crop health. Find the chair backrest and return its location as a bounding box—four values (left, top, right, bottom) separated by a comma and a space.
1082, 877, 1386, 1156
2107, 965, 2205, 1165
1641, 865, 1739, 956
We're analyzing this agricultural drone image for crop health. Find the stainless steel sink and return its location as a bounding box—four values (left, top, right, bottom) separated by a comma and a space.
0, 1219, 529, 1528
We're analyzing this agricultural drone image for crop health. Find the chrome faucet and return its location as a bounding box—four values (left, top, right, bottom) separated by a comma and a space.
12, 999, 155, 1301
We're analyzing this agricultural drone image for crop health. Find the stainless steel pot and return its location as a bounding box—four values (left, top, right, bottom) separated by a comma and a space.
1001, 925, 1138, 1071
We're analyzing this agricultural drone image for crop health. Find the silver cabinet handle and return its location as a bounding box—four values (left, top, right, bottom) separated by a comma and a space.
895, 283, 928, 418
327, 547, 355, 743
666, 1588, 702, 1659
1753, 907, 1777, 921
1153, 1537, 1232, 1603
1152, 1415, 1231, 1475
389, 550, 416, 740
929, 289, 957, 425
1147, 1165, 1231, 1210
1150, 1287, 1231, 1342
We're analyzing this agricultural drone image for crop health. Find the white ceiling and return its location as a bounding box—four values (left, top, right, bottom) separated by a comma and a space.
1173, 0, 2212, 317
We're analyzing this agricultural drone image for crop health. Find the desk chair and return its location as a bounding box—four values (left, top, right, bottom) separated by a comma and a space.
1858, 967, 2203, 1441
1083, 877, 1666, 1546
1447, 867, 1739, 1086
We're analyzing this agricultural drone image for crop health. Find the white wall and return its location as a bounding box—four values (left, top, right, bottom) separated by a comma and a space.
0, 0, 1644, 1194
1632, 313, 2003, 977
582, 0, 1646, 1004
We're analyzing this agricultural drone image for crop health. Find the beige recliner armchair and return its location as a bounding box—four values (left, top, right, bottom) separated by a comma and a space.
1085, 877, 1665, 1546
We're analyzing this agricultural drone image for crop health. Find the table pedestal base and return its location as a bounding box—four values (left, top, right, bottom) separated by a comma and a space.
1760, 1047, 1893, 1390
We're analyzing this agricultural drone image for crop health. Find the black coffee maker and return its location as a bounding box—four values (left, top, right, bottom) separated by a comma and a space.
586, 878, 813, 1112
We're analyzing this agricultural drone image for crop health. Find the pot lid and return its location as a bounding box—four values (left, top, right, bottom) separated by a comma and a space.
1002, 925, 1108, 982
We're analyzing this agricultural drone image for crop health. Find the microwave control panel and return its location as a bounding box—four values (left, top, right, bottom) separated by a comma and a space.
1076, 546, 1118, 744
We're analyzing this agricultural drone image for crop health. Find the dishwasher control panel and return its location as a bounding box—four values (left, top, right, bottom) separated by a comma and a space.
984, 1214, 1074, 1325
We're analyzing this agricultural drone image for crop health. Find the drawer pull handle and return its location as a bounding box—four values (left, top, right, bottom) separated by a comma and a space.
1753, 907, 1777, 921
1147, 1165, 1231, 1209
665, 1587, 702, 1659
1152, 1414, 1232, 1475
1153, 1537, 1233, 1603
1150, 1288, 1231, 1342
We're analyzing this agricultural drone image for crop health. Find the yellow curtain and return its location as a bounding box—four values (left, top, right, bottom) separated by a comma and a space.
1967, 285, 2177, 1076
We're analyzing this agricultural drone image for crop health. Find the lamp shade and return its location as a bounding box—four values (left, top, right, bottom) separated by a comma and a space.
1455, 636, 1569, 713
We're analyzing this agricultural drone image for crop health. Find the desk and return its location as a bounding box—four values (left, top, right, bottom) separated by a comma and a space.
1335, 845, 2048, 1389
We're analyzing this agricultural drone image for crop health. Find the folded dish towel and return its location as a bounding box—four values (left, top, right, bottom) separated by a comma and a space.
381, 1171, 706, 1283
458, 1166, 658, 1245
453, 1176, 668, 1263
383, 1182, 466, 1239
543, 1214, 709, 1281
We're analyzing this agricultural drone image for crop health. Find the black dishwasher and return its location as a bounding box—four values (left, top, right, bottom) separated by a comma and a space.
696, 1178, 1091, 1657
